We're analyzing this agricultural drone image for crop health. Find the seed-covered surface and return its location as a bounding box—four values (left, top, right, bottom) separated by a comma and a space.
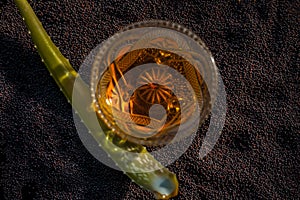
0, 0, 299, 199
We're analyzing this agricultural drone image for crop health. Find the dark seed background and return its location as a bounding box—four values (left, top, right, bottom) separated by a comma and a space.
0, 0, 299, 199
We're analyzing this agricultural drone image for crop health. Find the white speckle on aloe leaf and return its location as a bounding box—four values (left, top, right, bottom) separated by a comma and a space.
136, 157, 143, 164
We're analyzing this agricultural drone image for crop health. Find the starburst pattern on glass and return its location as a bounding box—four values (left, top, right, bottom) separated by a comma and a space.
137, 67, 173, 104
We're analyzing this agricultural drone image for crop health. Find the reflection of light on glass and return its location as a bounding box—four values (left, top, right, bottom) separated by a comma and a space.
106, 98, 112, 105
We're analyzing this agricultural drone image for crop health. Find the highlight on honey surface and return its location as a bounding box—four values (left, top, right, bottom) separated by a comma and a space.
73, 20, 219, 171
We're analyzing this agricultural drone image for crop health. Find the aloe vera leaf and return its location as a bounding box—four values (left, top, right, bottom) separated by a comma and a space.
14, 0, 179, 199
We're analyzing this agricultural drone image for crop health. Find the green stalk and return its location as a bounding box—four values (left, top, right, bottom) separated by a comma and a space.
14, 0, 178, 199
14, 0, 76, 101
